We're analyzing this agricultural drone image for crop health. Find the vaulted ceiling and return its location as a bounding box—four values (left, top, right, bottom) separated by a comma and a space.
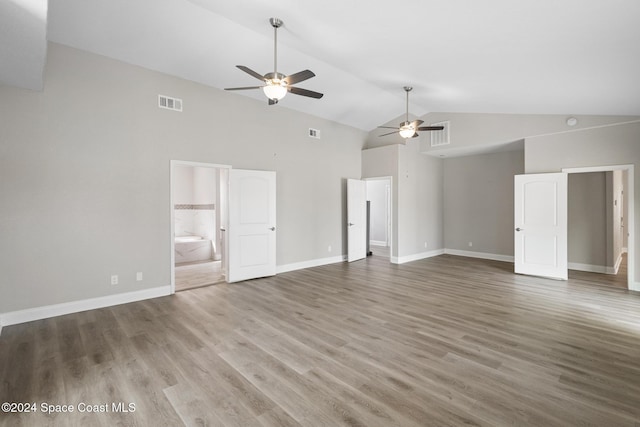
3, 0, 640, 131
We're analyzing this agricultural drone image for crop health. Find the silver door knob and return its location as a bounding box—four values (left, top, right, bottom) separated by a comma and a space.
515, 227, 523, 231
348, 222, 355, 226
269, 226, 276, 231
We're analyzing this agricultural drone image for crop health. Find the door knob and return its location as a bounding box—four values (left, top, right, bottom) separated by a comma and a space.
348, 222, 355, 227
515, 227, 523, 232
269, 226, 276, 231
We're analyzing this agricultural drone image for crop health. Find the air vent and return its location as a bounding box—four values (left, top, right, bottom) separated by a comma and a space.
308, 128, 320, 139
430, 121, 450, 147
158, 95, 183, 112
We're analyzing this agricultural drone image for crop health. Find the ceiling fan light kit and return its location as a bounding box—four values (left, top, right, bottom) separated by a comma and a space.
399, 123, 416, 138
262, 73, 287, 101
378, 86, 444, 140
224, 17, 323, 105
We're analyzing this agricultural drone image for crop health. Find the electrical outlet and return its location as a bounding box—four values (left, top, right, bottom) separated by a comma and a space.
111, 275, 118, 285
468, 242, 473, 247
328, 245, 332, 252
136, 272, 143, 281
424, 242, 428, 248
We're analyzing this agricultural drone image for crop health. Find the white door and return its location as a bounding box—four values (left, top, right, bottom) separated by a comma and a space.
514, 173, 568, 280
347, 179, 367, 262
228, 169, 276, 282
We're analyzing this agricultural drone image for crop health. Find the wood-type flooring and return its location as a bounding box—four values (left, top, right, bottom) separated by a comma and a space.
1, 254, 639, 426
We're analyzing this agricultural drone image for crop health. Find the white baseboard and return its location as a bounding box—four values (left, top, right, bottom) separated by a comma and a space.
0, 286, 171, 330
568, 262, 616, 275
369, 240, 387, 247
277, 255, 347, 274
391, 249, 444, 264
444, 249, 514, 263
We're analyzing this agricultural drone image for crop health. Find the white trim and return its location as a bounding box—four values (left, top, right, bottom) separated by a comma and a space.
562, 164, 635, 291
370, 240, 387, 247
444, 249, 514, 263
391, 249, 444, 264
170, 160, 232, 294
614, 252, 624, 274
568, 262, 616, 275
276, 255, 347, 274
0, 286, 171, 327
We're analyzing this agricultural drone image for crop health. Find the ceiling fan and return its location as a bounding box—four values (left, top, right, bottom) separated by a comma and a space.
224, 18, 324, 105
378, 87, 443, 139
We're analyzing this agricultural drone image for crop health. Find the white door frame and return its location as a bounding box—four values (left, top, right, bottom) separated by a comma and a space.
169, 160, 231, 294
562, 164, 636, 291
364, 176, 393, 260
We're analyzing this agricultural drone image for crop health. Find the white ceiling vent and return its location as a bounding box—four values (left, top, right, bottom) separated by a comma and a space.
158, 94, 183, 112
430, 121, 450, 147
308, 128, 320, 139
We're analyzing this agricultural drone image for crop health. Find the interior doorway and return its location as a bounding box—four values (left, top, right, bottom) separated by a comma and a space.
563, 164, 635, 290
365, 177, 392, 261
170, 161, 230, 293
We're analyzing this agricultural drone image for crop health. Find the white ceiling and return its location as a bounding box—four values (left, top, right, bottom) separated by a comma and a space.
11, 0, 640, 130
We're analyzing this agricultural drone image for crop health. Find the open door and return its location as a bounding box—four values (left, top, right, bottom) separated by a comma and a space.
228, 169, 276, 282
514, 173, 568, 280
347, 179, 367, 262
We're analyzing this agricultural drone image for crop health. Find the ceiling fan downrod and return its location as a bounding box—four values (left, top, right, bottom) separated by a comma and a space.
270, 18, 283, 76
404, 86, 412, 123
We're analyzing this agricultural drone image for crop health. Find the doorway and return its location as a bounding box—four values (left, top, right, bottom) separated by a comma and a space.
365, 177, 392, 261
563, 165, 635, 290
170, 161, 230, 293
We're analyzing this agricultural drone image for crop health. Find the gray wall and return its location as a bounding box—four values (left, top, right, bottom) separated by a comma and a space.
443, 150, 524, 257
525, 121, 640, 286
362, 140, 444, 261
0, 43, 365, 314
397, 140, 444, 258
416, 112, 640, 155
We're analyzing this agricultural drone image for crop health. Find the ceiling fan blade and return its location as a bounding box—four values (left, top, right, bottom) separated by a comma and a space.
288, 86, 324, 99
417, 126, 445, 131
284, 69, 315, 85
224, 86, 263, 91
377, 126, 399, 130
378, 131, 399, 137
412, 132, 420, 138
411, 120, 424, 128
268, 98, 278, 105
236, 65, 266, 82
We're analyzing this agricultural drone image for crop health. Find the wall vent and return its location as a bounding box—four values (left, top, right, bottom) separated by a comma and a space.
308, 128, 320, 139
158, 95, 183, 112
430, 121, 450, 147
